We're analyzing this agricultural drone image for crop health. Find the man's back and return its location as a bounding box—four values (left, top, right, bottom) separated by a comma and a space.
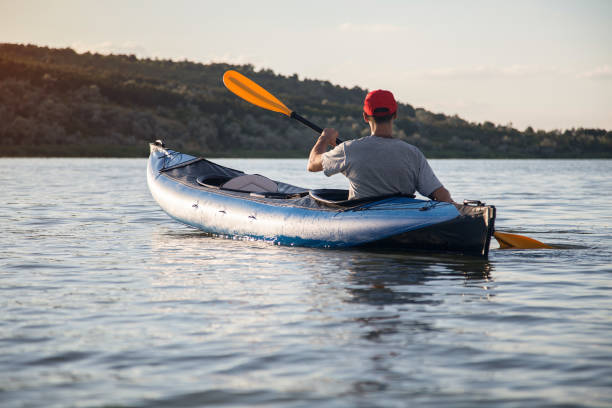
308, 89, 453, 203
322, 135, 442, 200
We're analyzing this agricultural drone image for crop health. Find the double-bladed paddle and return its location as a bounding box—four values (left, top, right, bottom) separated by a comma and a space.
223, 70, 342, 143
222, 70, 553, 250
494, 231, 552, 249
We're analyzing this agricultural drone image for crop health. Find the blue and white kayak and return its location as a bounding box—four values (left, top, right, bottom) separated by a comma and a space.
147, 141, 496, 256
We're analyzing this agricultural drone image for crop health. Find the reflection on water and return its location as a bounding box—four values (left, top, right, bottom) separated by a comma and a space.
340, 252, 494, 355
346, 254, 491, 304
149, 228, 494, 311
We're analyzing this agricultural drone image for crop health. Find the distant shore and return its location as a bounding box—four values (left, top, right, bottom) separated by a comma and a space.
1, 43, 610, 159
4, 145, 611, 159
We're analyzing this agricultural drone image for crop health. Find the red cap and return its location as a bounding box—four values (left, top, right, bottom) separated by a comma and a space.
364, 89, 397, 116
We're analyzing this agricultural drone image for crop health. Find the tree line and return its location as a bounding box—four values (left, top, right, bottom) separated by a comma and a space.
1, 43, 610, 158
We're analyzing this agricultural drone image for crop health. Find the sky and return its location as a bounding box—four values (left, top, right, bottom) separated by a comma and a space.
1, 0, 610, 131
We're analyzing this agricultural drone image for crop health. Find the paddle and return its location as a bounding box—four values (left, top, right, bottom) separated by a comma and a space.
494, 231, 553, 249
223, 70, 553, 250
223, 70, 343, 143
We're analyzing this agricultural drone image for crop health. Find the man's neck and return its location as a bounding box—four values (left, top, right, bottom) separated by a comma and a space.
370, 123, 393, 138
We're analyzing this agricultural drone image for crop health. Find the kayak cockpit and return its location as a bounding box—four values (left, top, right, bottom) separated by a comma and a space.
157, 154, 308, 196
195, 174, 308, 199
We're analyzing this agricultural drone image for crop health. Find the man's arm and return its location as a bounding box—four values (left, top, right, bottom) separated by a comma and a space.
307, 128, 338, 172
429, 186, 454, 203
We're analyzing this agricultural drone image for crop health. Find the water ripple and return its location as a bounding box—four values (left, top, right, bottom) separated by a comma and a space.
0, 158, 611, 408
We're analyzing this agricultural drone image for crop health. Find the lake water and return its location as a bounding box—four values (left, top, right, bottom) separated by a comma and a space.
1, 157, 611, 408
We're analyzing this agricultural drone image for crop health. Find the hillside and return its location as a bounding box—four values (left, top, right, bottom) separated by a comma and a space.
1, 43, 610, 158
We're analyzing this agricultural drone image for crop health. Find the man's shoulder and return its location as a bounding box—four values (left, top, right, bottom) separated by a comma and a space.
355, 136, 421, 150
343, 136, 425, 159
347, 135, 404, 145
389, 138, 423, 154
338, 136, 366, 151
343, 135, 370, 145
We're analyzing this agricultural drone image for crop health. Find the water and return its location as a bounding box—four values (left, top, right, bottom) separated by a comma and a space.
1, 158, 611, 408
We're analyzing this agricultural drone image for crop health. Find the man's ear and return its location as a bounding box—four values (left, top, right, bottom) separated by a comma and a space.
363, 112, 369, 123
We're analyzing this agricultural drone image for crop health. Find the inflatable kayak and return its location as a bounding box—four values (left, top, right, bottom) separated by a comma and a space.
147, 141, 496, 257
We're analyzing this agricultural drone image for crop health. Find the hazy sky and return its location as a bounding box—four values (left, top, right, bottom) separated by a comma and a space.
1, 0, 610, 130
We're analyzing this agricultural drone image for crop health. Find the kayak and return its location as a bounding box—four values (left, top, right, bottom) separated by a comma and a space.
147, 141, 496, 257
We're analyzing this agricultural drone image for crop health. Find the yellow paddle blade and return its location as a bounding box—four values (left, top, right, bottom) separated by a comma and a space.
223, 70, 292, 116
494, 231, 553, 249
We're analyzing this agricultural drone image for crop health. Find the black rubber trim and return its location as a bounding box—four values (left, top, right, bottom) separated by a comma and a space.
362, 205, 494, 257
309, 189, 415, 207
249, 192, 309, 199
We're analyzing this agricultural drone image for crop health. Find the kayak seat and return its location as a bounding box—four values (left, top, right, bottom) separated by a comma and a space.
309, 189, 416, 207
196, 175, 233, 188
309, 189, 349, 203
197, 174, 278, 193
222, 174, 278, 193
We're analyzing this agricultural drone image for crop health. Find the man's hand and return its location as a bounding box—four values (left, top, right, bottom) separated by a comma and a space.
307, 128, 339, 172
319, 128, 338, 148
429, 186, 454, 203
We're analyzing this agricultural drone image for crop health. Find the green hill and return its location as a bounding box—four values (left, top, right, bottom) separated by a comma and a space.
1, 43, 610, 158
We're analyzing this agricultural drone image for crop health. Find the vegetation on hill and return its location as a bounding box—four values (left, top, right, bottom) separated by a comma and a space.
1, 43, 610, 158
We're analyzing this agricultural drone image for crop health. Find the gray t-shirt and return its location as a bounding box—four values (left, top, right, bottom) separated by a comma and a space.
322, 135, 442, 200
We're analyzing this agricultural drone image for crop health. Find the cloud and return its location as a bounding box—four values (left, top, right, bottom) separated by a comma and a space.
71, 41, 150, 57
577, 65, 612, 80
412, 65, 563, 80
338, 22, 405, 33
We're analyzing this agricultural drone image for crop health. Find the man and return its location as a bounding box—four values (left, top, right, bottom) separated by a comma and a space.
307, 89, 453, 202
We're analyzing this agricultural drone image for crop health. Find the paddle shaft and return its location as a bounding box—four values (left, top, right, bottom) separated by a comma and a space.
290, 112, 344, 144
